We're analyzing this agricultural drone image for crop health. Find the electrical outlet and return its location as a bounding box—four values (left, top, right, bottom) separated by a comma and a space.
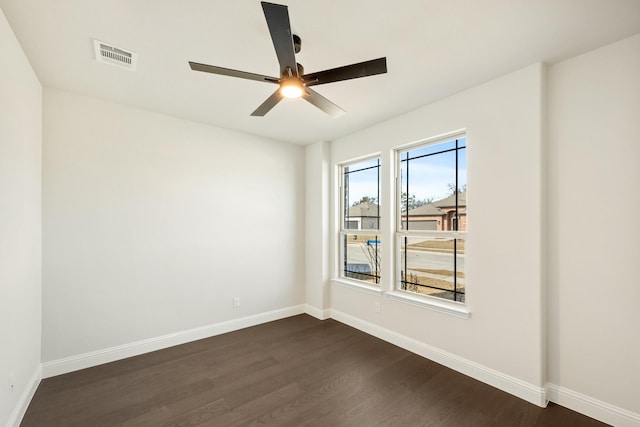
233, 297, 240, 308
9, 373, 15, 392
374, 302, 381, 313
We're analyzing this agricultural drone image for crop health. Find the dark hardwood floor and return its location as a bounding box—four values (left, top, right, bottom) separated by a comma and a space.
22, 315, 607, 426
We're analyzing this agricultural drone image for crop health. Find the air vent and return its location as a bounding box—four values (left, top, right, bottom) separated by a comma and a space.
93, 40, 137, 70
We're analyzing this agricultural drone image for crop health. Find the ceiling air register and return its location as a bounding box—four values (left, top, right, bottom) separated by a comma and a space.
93, 40, 137, 71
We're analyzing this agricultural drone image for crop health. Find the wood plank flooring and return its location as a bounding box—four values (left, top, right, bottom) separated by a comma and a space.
22, 315, 607, 426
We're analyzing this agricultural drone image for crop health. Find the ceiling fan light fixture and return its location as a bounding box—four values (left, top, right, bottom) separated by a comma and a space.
188, 2, 387, 116
280, 78, 303, 98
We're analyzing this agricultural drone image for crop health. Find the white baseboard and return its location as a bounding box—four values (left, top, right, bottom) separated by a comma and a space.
330, 309, 547, 407
19, 308, 640, 427
42, 305, 305, 378
6, 364, 41, 427
547, 383, 640, 427
304, 304, 330, 320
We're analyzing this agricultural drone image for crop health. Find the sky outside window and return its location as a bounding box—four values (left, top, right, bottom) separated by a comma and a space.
345, 138, 466, 204
344, 158, 381, 208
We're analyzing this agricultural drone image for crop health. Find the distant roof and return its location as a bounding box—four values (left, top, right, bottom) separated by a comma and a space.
406, 204, 444, 216
347, 201, 380, 218
405, 192, 467, 216
432, 191, 467, 208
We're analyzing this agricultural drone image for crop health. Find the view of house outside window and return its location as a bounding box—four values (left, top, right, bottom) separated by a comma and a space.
397, 135, 467, 303
340, 157, 381, 285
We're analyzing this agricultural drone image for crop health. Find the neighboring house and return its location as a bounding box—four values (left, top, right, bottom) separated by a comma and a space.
345, 201, 380, 230
402, 191, 467, 231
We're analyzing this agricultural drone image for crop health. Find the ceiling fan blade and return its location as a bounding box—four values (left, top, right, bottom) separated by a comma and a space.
303, 88, 345, 118
251, 90, 284, 116
189, 62, 279, 83
302, 57, 387, 87
261, 2, 298, 77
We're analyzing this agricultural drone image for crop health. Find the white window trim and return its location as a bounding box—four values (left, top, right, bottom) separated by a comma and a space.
337, 156, 382, 288
330, 132, 471, 319
386, 290, 470, 319
396, 230, 465, 239
392, 129, 466, 158
394, 133, 468, 309
331, 278, 384, 296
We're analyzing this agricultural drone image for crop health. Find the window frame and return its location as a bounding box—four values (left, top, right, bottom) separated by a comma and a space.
393, 132, 468, 308
338, 155, 382, 288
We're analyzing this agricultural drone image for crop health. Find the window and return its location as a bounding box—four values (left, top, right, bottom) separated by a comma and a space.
396, 135, 467, 302
339, 157, 381, 285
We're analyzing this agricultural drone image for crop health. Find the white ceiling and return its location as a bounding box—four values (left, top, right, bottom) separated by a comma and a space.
2, 0, 639, 145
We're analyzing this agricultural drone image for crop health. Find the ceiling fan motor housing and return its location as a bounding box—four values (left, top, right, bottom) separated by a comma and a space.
293, 34, 301, 53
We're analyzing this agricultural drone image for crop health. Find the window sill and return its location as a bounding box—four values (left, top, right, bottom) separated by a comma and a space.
385, 291, 471, 319
331, 278, 384, 296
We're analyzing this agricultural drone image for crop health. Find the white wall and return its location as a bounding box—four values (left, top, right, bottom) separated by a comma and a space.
0, 7, 42, 426
42, 89, 305, 362
320, 35, 640, 423
547, 34, 640, 415
305, 141, 330, 317
327, 64, 545, 398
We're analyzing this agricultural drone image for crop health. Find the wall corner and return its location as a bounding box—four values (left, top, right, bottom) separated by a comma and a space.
305, 141, 331, 314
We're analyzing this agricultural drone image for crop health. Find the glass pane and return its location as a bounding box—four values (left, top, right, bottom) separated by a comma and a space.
344, 158, 381, 230
400, 150, 455, 230
398, 236, 465, 302
342, 233, 381, 285
399, 139, 467, 231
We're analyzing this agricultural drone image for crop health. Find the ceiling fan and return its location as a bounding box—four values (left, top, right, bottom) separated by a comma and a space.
188, 1, 387, 117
